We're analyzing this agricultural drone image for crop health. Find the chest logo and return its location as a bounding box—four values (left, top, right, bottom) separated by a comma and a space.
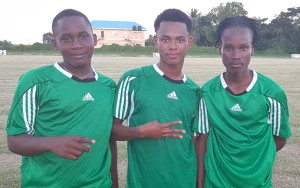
231, 103, 242, 112
167, 91, 178, 100
82, 93, 95, 101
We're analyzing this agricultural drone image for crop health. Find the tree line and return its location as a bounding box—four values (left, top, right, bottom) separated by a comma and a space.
148, 2, 300, 54
1, 2, 299, 54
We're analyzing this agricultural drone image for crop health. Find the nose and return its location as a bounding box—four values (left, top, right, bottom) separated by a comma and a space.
232, 49, 241, 59
169, 39, 178, 50
71, 38, 82, 48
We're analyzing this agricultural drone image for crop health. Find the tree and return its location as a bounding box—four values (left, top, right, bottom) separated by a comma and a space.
43, 32, 53, 44
208, 2, 248, 26
189, 8, 202, 45
189, 9, 215, 46
190, 2, 248, 47
286, 7, 300, 53
194, 15, 215, 46
145, 34, 154, 46
0, 40, 13, 50
268, 7, 300, 53
188, 8, 200, 19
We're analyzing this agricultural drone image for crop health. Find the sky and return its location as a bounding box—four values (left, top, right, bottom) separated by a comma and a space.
1, 0, 299, 45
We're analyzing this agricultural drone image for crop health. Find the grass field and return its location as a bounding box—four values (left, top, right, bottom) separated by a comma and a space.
0, 55, 299, 187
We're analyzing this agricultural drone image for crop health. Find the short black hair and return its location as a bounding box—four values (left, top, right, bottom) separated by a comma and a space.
154, 8, 192, 34
52, 9, 92, 34
215, 16, 260, 49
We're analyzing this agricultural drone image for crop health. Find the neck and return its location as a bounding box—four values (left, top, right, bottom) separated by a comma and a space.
157, 62, 184, 80
224, 70, 253, 94
59, 62, 94, 80
225, 69, 252, 81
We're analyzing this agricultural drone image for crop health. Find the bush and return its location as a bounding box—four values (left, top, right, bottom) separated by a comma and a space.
95, 44, 155, 56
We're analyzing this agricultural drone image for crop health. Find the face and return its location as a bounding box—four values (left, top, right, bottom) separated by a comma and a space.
220, 27, 254, 74
153, 21, 193, 67
51, 16, 97, 68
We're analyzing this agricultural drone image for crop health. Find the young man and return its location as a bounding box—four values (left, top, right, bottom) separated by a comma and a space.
111, 9, 199, 188
195, 16, 292, 187
6, 9, 116, 187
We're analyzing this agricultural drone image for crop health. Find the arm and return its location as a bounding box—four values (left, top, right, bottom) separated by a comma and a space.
274, 136, 287, 152
7, 133, 95, 160
110, 140, 118, 188
197, 134, 208, 188
192, 136, 199, 152
110, 118, 186, 141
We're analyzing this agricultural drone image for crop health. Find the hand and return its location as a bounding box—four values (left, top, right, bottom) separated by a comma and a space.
139, 120, 185, 139
47, 136, 95, 160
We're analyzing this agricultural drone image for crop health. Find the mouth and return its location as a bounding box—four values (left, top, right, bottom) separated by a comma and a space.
71, 53, 86, 59
229, 62, 243, 68
167, 53, 178, 58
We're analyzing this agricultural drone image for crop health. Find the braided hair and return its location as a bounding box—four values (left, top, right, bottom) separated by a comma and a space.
215, 16, 260, 49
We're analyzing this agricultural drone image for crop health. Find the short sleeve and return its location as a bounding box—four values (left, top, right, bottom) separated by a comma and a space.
194, 98, 209, 134
267, 96, 291, 138
113, 75, 137, 120
6, 85, 38, 136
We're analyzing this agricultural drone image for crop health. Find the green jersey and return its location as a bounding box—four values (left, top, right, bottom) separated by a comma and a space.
6, 62, 116, 188
195, 71, 291, 188
114, 64, 200, 188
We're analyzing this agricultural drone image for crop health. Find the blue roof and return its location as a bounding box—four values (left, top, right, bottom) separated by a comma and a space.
91, 20, 146, 31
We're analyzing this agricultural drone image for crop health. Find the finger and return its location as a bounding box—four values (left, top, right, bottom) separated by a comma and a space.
71, 148, 83, 156
164, 133, 184, 138
77, 137, 96, 144
167, 128, 186, 134
70, 140, 91, 153
65, 153, 79, 160
81, 144, 91, 153
74, 143, 91, 153
163, 121, 183, 128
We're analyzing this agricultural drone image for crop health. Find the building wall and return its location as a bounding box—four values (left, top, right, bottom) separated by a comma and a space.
93, 29, 145, 48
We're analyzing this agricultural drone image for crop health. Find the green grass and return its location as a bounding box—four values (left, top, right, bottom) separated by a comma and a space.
0, 55, 299, 187
4, 44, 294, 58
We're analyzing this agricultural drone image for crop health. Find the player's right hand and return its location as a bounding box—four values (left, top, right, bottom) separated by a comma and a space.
139, 120, 185, 139
48, 136, 95, 160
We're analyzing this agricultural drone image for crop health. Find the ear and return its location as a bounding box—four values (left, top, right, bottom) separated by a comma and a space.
251, 45, 254, 56
93, 34, 97, 46
187, 36, 193, 50
51, 38, 58, 50
218, 47, 222, 55
153, 35, 158, 48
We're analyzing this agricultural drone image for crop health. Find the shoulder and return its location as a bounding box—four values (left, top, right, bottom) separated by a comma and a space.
96, 72, 116, 89
10, 65, 56, 106
20, 64, 54, 81
17, 64, 55, 90
185, 77, 201, 93
119, 65, 152, 81
257, 72, 281, 88
202, 75, 222, 92
256, 72, 286, 96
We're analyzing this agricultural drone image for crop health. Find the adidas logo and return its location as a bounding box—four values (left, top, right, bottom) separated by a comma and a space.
167, 91, 178, 100
82, 93, 95, 101
231, 103, 242, 112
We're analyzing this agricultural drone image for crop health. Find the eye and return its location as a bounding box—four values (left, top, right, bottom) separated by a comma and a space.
241, 46, 249, 51
177, 38, 185, 43
80, 34, 90, 39
162, 38, 169, 43
224, 47, 231, 51
61, 36, 71, 42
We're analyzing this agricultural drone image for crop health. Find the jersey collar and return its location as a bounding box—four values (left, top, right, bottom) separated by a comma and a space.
54, 62, 98, 81
220, 70, 258, 92
153, 64, 187, 83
